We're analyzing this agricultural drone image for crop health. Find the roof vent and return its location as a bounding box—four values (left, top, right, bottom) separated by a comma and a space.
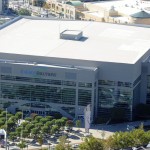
60, 30, 83, 41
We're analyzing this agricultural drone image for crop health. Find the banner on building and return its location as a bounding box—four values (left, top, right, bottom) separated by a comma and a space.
84, 104, 91, 133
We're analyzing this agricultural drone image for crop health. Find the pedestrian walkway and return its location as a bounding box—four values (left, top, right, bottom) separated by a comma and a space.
92, 120, 150, 132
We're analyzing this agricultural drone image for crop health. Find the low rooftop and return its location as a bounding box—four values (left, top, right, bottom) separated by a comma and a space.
0, 17, 150, 64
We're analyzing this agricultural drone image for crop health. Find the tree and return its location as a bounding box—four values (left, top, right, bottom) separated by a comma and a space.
107, 128, 150, 149
55, 119, 64, 128
76, 120, 81, 129
21, 121, 28, 128
1, 110, 7, 116
7, 120, 16, 132
51, 125, 59, 135
55, 135, 72, 150
25, 117, 32, 122
15, 112, 23, 120
7, 113, 13, 119
45, 116, 53, 121
41, 125, 49, 135
37, 135, 44, 149
16, 127, 22, 137
40, 118, 48, 124
18, 140, 27, 150
35, 122, 43, 129
0, 119, 5, 127
18, 8, 31, 16
22, 129, 30, 138
25, 124, 34, 133
31, 128, 39, 139
80, 136, 104, 150
10, 116, 17, 122
45, 121, 53, 127
35, 116, 43, 122
1, 117, 6, 122
65, 120, 73, 131
30, 113, 38, 120
61, 117, 68, 126
9, 132, 17, 142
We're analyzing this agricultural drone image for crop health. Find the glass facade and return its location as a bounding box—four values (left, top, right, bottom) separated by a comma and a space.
78, 82, 92, 88
146, 75, 150, 104
98, 88, 132, 108
0, 74, 77, 105
1, 75, 62, 85
61, 107, 75, 117
0, 82, 76, 105
78, 89, 92, 106
0, 74, 93, 107
98, 80, 132, 88
98, 80, 133, 121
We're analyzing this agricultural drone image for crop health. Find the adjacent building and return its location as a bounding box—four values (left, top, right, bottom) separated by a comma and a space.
81, 0, 150, 25
0, 17, 150, 123
46, 0, 87, 19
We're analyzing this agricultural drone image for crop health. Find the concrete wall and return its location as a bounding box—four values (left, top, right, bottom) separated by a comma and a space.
81, 12, 104, 21
131, 18, 150, 25
0, 52, 145, 83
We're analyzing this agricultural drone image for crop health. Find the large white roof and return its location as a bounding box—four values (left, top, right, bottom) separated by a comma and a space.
0, 17, 150, 64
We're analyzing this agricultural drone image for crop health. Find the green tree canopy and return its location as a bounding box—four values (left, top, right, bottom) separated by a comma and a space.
0, 119, 5, 127
41, 125, 49, 134
45, 116, 53, 121
22, 129, 30, 138
45, 121, 53, 127
7, 120, 16, 132
35, 116, 43, 122
80, 136, 104, 150
55, 135, 72, 150
65, 120, 73, 130
37, 134, 44, 148
76, 120, 81, 129
9, 132, 17, 141
51, 125, 59, 135
15, 112, 23, 120
17, 140, 27, 150
10, 116, 17, 122
25, 117, 32, 122
25, 124, 35, 132
108, 128, 150, 149
30, 113, 38, 120
31, 127, 39, 139
18, 8, 31, 16
40, 118, 48, 124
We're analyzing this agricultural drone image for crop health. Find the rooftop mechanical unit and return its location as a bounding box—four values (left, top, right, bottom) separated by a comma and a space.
60, 30, 83, 41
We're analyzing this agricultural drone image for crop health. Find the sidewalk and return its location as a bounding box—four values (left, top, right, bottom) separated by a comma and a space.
92, 120, 150, 132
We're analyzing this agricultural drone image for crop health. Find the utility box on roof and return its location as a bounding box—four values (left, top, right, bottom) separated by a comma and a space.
60, 30, 83, 41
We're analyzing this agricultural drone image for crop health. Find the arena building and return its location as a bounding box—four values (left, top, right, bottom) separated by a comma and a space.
0, 16, 150, 122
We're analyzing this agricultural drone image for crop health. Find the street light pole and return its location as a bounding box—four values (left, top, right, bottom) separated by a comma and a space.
5, 108, 7, 150
47, 139, 51, 150
21, 110, 23, 141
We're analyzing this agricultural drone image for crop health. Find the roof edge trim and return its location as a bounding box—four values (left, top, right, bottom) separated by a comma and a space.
0, 16, 22, 30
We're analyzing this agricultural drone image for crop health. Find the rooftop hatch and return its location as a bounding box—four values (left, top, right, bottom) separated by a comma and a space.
60, 30, 83, 41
